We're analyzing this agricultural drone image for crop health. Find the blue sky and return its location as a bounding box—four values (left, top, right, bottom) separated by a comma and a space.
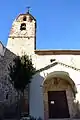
0, 0, 80, 49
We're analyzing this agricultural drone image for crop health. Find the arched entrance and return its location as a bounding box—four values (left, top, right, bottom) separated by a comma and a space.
43, 71, 77, 120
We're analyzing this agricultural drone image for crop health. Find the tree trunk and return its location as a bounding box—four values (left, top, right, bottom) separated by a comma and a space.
26, 84, 29, 114
22, 90, 27, 113
17, 91, 21, 120
22, 87, 29, 114
28, 84, 29, 114
21, 90, 25, 113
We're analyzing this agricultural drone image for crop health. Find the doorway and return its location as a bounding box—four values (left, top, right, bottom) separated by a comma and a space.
48, 91, 70, 118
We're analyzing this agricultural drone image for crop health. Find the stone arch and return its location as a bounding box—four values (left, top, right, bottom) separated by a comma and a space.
42, 71, 77, 119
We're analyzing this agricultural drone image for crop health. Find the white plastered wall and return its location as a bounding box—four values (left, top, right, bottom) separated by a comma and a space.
30, 61, 80, 119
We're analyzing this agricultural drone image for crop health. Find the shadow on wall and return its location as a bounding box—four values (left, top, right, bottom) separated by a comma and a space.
30, 72, 44, 119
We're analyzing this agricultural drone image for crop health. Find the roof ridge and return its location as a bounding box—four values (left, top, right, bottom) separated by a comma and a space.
36, 61, 80, 73
58, 61, 80, 71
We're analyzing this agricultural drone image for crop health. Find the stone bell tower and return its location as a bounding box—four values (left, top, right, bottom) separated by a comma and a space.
7, 10, 36, 56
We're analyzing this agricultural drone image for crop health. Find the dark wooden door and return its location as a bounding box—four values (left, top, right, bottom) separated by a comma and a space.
48, 91, 70, 118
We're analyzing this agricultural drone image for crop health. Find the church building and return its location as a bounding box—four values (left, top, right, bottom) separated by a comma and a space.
4, 11, 80, 119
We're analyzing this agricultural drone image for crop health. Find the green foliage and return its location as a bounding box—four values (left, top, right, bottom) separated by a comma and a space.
8, 55, 36, 93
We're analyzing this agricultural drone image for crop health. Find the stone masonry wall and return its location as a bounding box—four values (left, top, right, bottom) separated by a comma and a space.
0, 48, 17, 104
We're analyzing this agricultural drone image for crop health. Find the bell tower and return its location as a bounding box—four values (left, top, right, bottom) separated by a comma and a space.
7, 11, 36, 56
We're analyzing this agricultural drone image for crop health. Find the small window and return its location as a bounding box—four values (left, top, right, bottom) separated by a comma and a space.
23, 16, 26, 21
20, 23, 26, 30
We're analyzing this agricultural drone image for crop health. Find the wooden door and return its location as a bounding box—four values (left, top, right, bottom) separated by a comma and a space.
48, 91, 70, 118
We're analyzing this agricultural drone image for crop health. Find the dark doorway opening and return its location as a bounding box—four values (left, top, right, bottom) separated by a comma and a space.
48, 91, 70, 118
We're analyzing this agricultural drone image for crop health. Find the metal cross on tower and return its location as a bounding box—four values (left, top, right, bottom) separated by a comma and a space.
26, 6, 30, 13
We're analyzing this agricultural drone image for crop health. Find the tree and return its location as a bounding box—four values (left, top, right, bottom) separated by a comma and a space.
8, 54, 36, 114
